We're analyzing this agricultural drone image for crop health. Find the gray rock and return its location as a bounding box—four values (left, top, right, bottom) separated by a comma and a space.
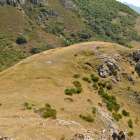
133, 49, 140, 62
98, 65, 109, 78
135, 60, 140, 71
0, 0, 6, 5
127, 75, 137, 85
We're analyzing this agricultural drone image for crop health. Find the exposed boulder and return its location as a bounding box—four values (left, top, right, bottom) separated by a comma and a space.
133, 49, 140, 62
135, 60, 140, 71
7, 0, 17, 6
98, 65, 109, 78
0, 0, 6, 5
127, 75, 137, 85
62, 0, 77, 12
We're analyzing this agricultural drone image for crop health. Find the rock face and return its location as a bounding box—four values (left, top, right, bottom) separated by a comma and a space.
98, 65, 109, 78
133, 49, 140, 62
0, 0, 6, 5
62, 0, 76, 12
135, 60, 140, 70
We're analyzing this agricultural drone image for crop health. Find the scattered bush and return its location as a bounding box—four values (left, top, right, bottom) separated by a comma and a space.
82, 77, 91, 83
92, 107, 96, 114
92, 76, 99, 82
45, 103, 51, 108
26, 106, 32, 110
61, 108, 65, 111
128, 131, 134, 137
0, 103, 2, 106
73, 81, 82, 87
98, 81, 107, 87
93, 83, 98, 90
109, 70, 117, 76
24, 102, 29, 107
128, 119, 133, 128
122, 110, 130, 117
79, 114, 94, 122
65, 88, 77, 95
16, 35, 29, 44
73, 74, 80, 78
107, 84, 113, 90
77, 87, 83, 93
30, 44, 55, 54
132, 71, 135, 74
98, 103, 102, 107
112, 113, 122, 121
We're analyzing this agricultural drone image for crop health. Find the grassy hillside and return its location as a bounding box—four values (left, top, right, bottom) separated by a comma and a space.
0, 41, 140, 139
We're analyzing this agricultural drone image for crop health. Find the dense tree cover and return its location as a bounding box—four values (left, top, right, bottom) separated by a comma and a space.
73, 0, 140, 46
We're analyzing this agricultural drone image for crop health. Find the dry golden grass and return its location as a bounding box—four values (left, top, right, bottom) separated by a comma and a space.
0, 41, 140, 139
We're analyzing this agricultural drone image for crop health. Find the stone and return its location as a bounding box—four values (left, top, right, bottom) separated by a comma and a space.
127, 75, 137, 85
98, 65, 109, 78
133, 49, 140, 62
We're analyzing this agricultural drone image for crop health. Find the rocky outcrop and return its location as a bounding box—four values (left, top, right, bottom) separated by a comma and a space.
127, 75, 137, 85
62, 0, 77, 12
0, 0, 6, 5
133, 49, 140, 62
0, 136, 14, 140
98, 65, 109, 78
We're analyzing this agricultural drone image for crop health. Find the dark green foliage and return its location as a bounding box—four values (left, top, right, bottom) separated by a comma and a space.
16, 35, 29, 44
112, 113, 122, 121
77, 87, 83, 93
122, 110, 130, 117
128, 119, 133, 128
73, 74, 80, 78
107, 84, 113, 90
73, 81, 82, 87
91, 74, 95, 78
82, 77, 91, 83
78, 29, 92, 39
30, 44, 55, 54
65, 97, 73, 102
65, 88, 77, 95
128, 131, 134, 137
91, 76, 99, 82
26, 106, 32, 110
98, 81, 107, 87
79, 114, 94, 122
0, 103, 2, 106
93, 83, 98, 90
43, 103, 57, 119
92, 107, 96, 114
132, 71, 135, 74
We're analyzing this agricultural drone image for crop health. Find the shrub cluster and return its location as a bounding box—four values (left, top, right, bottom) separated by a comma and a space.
98, 82, 107, 88
73, 81, 82, 87
91, 74, 99, 82
65, 88, 77, 95
107, 84, 113, 90
79, 114, 94, 122
122, 110, 130, 117
16, 35, 29, 44
65, 97, 73, 102
109, 70, 117, 76
92, 107, 96, 114
73, 74, 80, 78
112, 113, 122, 121
93, 83, 98, 90
128, 131, 134, 137
82, 77, 91, 83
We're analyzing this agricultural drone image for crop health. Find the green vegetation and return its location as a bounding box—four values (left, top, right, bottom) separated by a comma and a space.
93, 83, 98, 90
73, 81, 82, 87
91, 75, 99, 82
128, 119, 133, 128
16, 35, 29, 44
65, 88, 77, 95
26, 106, 32, 110
24, 102, 29, 107
122, 110, 130, 117
79, 114, 94, 122
107, 84, 113, 90
92, 107, 96, 114
98, 81, 107, 87
0, 103, 2, 106
98, 103, 102, 107
82, 77, 91, 83
128, 131, 134, 137
73, 74, 80, 78
109, 70, 117, 76
30, 44, 55, 54
77, 87, 83, 94
112, 113, 122, 121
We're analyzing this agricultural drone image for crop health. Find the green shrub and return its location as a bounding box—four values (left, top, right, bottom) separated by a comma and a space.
65, 97, 73, 102
92, 76, 99, 82
78, 29, 92, 39
26, 106, 32, 110
79, 114, 94, 122
73, 74, 80, 78
113, 103, 120, 112
0, 103, 2, 106
109, 70, 117, 76
92, 107, 96, 114
112, 113, 122, 121
45, 103, 51, 108
128, 131, 134, 137
91, 74, 95, 78
61, 108, 65, 111
132, 71, 135, 74
128, 119, 133, 128
82, 77, 91, 83
122, 110, 130, 117
16, 35, 29, 44
30, 44, 55, 54
65, 88, 77, 95
73, 81, 82, 87
107, 84, 112, 90
107, 103, 113, 112
44, 108, 57, 119
24, 102, 29, 107
98, 103, 102, 107
93, 83, 98, 90
102, 82, 107, 88
77, 87, 83, 93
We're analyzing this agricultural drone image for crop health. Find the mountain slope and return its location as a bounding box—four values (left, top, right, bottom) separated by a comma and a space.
0, 41, 140, 139
123, 2, 140, 14
1, 0, 140, 72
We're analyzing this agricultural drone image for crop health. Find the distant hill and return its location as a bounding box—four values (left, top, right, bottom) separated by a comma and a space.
123, 2, 140, 14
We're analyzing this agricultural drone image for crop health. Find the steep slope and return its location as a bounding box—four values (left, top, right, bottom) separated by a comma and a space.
0, 41, 140, 140
123, 2, 140, 14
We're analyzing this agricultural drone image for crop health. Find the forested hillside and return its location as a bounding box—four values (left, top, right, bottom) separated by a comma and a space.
0, 0, 140, 71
